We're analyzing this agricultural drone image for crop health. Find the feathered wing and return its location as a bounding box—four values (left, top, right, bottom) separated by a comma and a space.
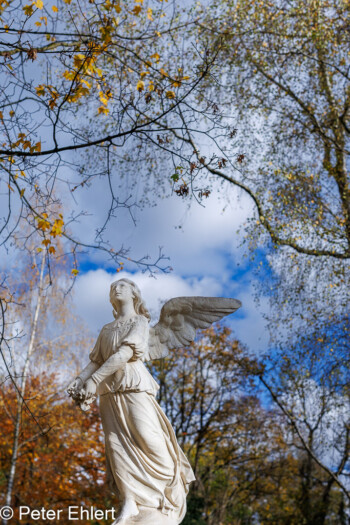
146, 297, 242, 361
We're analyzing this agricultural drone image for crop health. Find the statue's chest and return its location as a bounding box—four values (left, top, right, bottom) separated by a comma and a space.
100, 320, 136, 361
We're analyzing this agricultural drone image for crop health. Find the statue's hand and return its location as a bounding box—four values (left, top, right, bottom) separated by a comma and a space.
67, 377, 96, 411
84, 378, 97, 399
67, 377, 83, 395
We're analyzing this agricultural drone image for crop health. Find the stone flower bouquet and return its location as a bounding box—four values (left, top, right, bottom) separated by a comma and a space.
67, 381, 96, 411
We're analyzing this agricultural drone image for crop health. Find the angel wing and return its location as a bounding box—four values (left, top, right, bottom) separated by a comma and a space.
146, 296, 242, 361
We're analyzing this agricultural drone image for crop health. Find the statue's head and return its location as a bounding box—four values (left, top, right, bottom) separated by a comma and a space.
110, 278, 151, 321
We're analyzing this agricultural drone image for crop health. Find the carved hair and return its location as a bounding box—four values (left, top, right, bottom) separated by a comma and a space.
110, 278, 151, 322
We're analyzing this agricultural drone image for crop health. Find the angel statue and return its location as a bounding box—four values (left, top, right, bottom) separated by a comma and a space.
67, 278, 241, 525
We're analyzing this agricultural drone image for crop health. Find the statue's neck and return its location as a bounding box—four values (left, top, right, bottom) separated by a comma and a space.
115, 302, 136, 321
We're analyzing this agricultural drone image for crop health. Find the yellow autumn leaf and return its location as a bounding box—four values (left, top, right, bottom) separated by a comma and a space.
147, 7, 153, 20
166, 90, 176, 99
99, 90, 112, 105
34, 0, 44, 9
136, 80, 145, 92
63, 70, 75, 81
151, 53, 160, 62
81, 78, 92, 88
98, 106, 109, 115
73, 53, 85, 68
172, 75, 190, 87
37, 218, 50, 231
51, 218, 64, 237
23, 4, 34, 15
52, 5, 58, 12
71, 269, 79, 276
132, 5, 142, 15
36, 84, 46, 96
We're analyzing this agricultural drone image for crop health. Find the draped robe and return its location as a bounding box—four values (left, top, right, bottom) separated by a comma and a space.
89, 315, 195, 524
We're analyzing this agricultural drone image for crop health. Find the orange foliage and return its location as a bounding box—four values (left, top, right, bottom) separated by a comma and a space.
0, 373, 112, 524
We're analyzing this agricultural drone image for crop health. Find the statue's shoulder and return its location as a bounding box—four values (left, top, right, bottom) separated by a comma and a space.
101, 320, 116, 331
135, 315, 150, 328
136, 314, 149, 323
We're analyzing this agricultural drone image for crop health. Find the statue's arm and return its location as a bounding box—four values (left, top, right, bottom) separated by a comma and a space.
77, 361, 100, 383
67, 361, 100, 392
90, 345, 133, 385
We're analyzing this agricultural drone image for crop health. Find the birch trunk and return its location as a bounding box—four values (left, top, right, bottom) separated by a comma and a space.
2, 253, 45, 525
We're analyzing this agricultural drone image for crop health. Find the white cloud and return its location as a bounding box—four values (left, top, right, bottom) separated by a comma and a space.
64, 172, 254, 278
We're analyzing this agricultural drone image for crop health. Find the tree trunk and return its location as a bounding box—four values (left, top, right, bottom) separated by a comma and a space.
2, 253, 45, 525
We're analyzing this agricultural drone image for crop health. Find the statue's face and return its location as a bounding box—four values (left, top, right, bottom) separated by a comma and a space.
111, 280, 134, 304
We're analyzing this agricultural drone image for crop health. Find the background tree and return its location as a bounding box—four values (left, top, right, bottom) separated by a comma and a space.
167, 5, 350, 514
0, 239, 96, 524
258, 322, 350, 524
184, 0, 350, 333
0, 0, 215, 265
0, 374, 108, 525
150, 326, 347, 524
188, 0, 350, 260
129, 1, 349, 371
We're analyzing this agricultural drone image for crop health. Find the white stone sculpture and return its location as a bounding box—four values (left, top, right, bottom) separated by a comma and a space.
67, 278, 241, 525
